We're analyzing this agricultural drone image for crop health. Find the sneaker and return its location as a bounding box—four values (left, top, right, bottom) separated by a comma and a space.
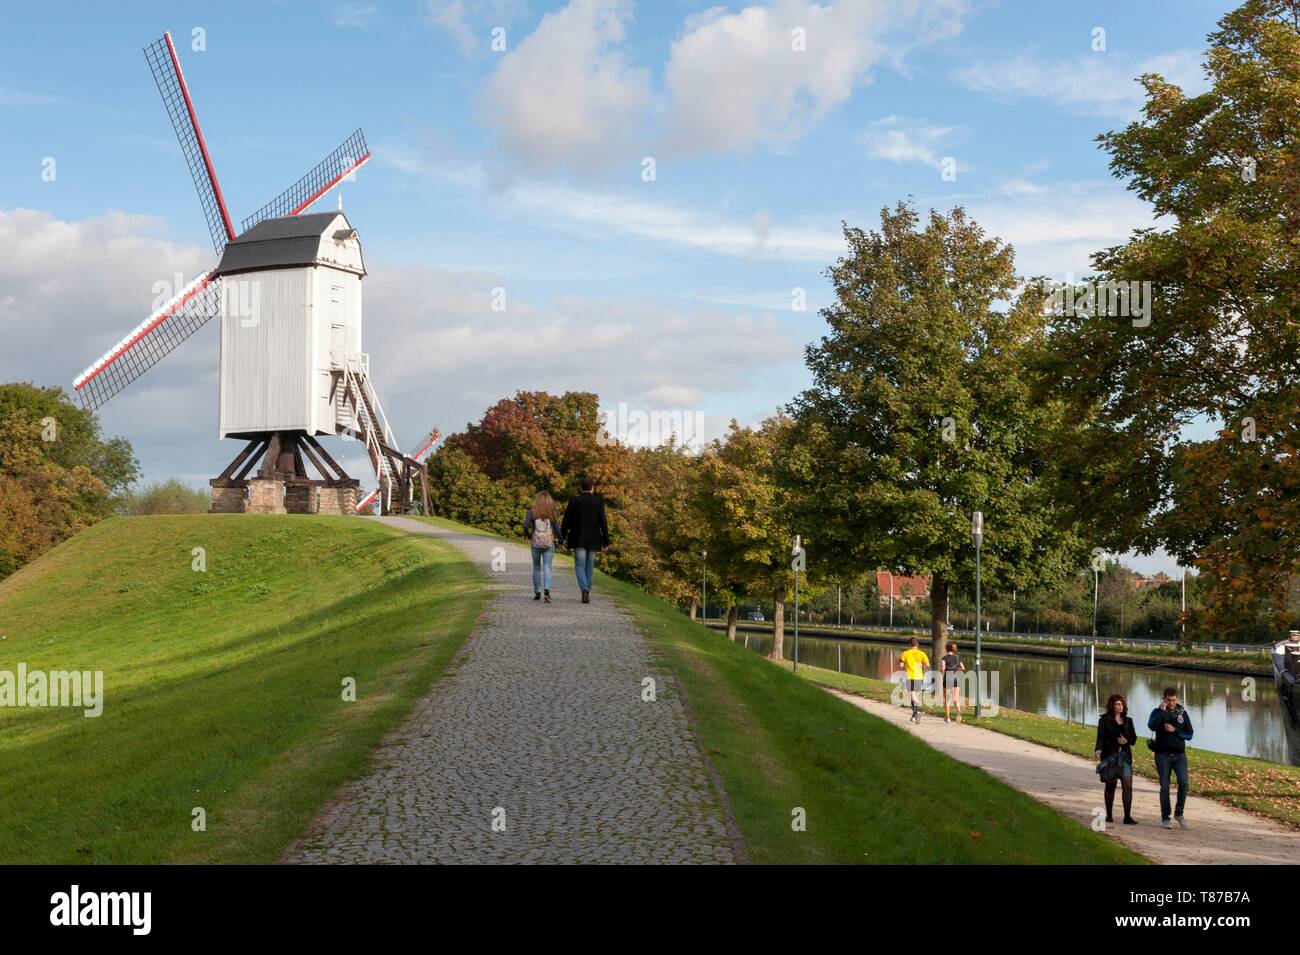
1123, 817, 1138, 825
1161, 818, 1172, 829
944, 717, 951, 724
544, 590, 551, 604
533, 591, 541, 601
1176, 816, 1189, 830
582, 590, 590, 604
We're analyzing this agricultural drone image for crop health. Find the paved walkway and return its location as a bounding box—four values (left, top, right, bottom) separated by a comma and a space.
830, 690, 1300, 864
286, 517, 739, 864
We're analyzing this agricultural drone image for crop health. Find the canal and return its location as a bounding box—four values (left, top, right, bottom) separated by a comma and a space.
733, 630, 1300, 766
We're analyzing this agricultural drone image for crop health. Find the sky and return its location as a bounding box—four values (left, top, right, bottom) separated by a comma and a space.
0, 0, 1234, 574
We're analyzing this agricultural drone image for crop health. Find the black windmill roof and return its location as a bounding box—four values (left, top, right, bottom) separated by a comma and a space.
216, 212, 364, 275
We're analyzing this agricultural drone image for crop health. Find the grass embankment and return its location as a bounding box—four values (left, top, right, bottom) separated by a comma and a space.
787, 663, 1300, 831
0, 515, 485, 864
718, 622, 1273, 676
412, 515, 1141, 862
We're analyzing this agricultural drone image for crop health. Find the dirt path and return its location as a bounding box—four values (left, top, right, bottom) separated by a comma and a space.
829, 690, 1300, 864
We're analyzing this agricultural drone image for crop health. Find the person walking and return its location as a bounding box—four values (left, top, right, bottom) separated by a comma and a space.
560, 476, 610, 604
941, 641, 965, 723
523, 491, 560, 603
1094, 693, 1138, 826
1148, 686, 1194, 830
898, 637, 930, 724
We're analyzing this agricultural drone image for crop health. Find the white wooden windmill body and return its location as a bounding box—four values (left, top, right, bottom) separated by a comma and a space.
71, 32, 437, 515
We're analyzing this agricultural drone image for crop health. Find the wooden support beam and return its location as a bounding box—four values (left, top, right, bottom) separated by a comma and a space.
217, 437, 264, 482
258, 432, 283, 478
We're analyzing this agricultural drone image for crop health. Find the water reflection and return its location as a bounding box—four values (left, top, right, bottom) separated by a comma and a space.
737, 631, 1298, 766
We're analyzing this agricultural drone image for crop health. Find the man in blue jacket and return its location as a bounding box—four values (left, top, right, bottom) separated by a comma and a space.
1148, 687, 1194, 829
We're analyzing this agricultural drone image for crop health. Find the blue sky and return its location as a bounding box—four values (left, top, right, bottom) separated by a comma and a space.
0, 0, 1235, 572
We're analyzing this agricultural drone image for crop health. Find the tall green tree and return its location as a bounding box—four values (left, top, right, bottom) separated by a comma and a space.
697, 419, 804, 656
788, 203, 1087, 661
1041, 0, 1300, 637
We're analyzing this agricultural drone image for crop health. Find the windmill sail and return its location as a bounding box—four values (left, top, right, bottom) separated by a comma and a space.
241, 129, 372, 233
144, 33, 235, 253
73, 272, 220, 411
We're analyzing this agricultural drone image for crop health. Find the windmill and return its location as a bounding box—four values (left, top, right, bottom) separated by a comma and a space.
72, 32, 437, 516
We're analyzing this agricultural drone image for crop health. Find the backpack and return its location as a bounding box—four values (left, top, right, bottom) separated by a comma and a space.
533, 517, 554, 549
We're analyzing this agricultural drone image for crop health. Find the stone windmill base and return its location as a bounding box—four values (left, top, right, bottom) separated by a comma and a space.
210, 430, 360, 515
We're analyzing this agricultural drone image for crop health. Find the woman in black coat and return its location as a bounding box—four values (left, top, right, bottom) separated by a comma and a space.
1094, 693, 1138, 825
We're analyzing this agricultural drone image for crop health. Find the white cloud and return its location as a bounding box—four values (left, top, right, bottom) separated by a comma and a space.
333, 3, 378, 28
364, 265, 796, 437
0, 87, 70, 109
383, 149, 842, 261
663, 0, 968, 155
426, 1, 476, 52
478, 0, 650, 173
965, 180, 1158, 279
955, 48, 1208, 118
428, 0, 527, 54
864, 115, 959, 170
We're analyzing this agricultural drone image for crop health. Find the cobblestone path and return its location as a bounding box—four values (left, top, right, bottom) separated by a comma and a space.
285, 517, 740, 864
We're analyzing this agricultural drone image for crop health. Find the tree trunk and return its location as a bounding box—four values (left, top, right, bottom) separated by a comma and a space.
930, 576, 950, 662
768, 588, 785, 660
726, 605, 738, 640
688, 596, 698, 621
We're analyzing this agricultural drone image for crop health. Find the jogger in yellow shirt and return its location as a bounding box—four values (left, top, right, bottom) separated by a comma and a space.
898, 637, 930, 724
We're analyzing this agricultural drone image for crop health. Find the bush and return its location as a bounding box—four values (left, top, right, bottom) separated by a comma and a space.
117, 479, 210, 516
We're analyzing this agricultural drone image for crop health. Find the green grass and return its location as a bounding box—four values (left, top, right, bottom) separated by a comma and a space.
595, 581, 1145, 863
787, 662, 1300, 831
0, 514, 485, 864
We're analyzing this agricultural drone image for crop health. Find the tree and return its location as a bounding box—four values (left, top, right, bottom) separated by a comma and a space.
0, 384, 136, 580
0, 383, 138, 498
423, 446, 522, 536
696, 419, 803, 656
788, 204, 1088, 661
1041, 1, 1300, 638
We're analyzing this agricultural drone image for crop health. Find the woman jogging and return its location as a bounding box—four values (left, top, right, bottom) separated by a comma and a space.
523, 490, 559, 603
941, 642, 965, 723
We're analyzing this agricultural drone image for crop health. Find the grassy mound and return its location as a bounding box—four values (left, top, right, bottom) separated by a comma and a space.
0, 515, 484, 864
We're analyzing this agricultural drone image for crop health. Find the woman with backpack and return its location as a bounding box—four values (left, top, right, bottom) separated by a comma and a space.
1094, 693, 1139, 826
523, 491, 560, 603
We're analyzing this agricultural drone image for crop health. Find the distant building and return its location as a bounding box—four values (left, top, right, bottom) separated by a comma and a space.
1134, 573, 1174, 590
876, 570, 931, 605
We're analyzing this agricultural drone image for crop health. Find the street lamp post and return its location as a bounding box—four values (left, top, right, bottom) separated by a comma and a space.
1092, 564, 1100, 639
791, 535, 804, 672
701, 549, 707, 624
972, 511, 984, 719
1180, 566, 1186, 642
887, 570, 894, 628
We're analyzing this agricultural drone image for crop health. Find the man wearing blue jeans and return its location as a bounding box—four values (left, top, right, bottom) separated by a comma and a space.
1148, 687, 1194, 829
560, 476, 610, 604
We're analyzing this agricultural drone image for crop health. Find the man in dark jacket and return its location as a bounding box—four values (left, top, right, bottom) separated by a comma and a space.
560, 476, 610, 604
1148, 687, 1195, 829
